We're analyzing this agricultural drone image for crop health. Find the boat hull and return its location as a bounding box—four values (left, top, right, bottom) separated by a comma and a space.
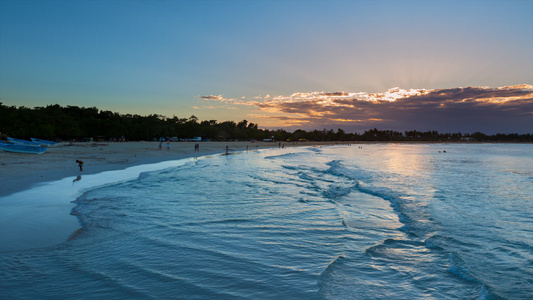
31, 138, 58, 147
7, 137, 41, 146
0, 143, 47, 154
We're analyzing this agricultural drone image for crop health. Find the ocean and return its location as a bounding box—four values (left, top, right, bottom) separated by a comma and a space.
0, 143, 532, 299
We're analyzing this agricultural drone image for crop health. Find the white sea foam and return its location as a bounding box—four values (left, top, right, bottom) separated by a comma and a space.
0, 158, 196, 251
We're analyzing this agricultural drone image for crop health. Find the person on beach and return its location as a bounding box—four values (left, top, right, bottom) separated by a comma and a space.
166, 141, 170, 151
76, 160, 84, 171
225, 145, 229, 155
158, 141, 162, 150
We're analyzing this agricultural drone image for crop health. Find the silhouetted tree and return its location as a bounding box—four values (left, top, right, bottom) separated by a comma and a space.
1, 103, 531, 142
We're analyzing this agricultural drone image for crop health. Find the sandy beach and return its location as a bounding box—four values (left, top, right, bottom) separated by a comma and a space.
0, 140, 325, 198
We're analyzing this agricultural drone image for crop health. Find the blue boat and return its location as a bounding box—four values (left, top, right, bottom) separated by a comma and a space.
0, 142, 47, 154
31, 138, 58, 147
7, 137, 41, 146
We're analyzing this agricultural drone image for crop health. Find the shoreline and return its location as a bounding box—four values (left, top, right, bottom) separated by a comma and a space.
0, 141, 321, 251
0, 141, 314, 198
1, 141, 528, 251
1, 140, 525, 198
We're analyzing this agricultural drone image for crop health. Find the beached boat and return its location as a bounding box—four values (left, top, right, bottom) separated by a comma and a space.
31, 138, 58, 147
0, 142, 47, 154
7, 137, 41, 146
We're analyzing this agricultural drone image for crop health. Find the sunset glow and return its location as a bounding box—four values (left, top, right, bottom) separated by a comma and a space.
0, 0, 531, 134
200, 85, 533, 133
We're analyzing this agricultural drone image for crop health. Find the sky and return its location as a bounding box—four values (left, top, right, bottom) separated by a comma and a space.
1, 0, 532, 134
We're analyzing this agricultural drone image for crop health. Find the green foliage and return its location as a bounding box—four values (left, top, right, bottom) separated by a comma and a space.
0, 103, 531, 142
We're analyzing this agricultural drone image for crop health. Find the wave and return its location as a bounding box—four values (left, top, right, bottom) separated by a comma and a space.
448, 253, 477, 282
364, 238, 436, 264
319, 158, 498, 298
137, 171, 153, 180
308, 147, 323, 153
325, 160, 375, 182
318, 255, 346, 279
180, 218, 254, 227
321, 184, 355, 200
324, 159, 443, 242
264, 152, 305, 160
297, 171, 316, 182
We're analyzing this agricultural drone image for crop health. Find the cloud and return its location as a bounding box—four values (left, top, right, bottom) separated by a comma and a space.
199, 95, 227, 101
322, 92, 350, 97
198, 94, 258, 106
243, 85, 533, 133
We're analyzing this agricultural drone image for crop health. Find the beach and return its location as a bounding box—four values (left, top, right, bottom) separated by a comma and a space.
0, 140, 322, 198
0, 140, 317, 250
1, 143, 532, 298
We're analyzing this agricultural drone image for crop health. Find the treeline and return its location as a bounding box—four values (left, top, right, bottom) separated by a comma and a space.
1, 103, 532, 142
0, 104, 269, 141
270, 128, 533, 142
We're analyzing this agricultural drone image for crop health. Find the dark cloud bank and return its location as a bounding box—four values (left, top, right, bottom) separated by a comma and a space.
258, 85, 533, 134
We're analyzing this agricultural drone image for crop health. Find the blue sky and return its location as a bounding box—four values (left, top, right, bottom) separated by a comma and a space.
1, 0, 532, 133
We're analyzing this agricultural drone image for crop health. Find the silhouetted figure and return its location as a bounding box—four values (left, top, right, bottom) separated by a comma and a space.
76, 160, 84, 171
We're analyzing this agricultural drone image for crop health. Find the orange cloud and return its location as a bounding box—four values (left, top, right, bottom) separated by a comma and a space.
201, 85, 533, 133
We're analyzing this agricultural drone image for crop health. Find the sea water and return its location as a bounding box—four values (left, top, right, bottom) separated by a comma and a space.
0, 143, 531, 299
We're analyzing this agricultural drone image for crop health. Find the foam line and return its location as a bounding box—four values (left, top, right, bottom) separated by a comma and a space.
0, 157, 198, 251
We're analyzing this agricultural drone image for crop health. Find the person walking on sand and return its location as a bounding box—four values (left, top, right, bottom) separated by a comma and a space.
167, 141, 170, 151
76, 160, 84, 171
158, 141, 162, 150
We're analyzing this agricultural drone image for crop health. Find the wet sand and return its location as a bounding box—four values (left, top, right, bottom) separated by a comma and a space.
0, 141, 321, 198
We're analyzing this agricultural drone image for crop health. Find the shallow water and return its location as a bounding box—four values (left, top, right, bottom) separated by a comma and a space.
1, 144, 532, 299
